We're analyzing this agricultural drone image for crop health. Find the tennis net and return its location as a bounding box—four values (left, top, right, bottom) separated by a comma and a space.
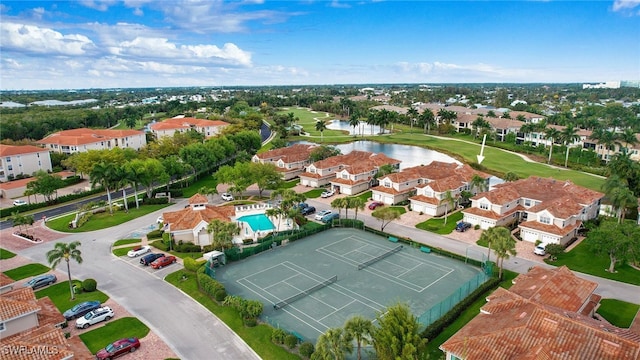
357, 245, 403, 270
273, 275, 338, 310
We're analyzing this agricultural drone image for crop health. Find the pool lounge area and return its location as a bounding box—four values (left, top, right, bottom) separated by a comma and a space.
237, 214, 276, 232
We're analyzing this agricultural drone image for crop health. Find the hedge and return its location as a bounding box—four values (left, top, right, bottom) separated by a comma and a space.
196, 266, 226, 301
0, 187, 104, 218
183, 257, 206, 272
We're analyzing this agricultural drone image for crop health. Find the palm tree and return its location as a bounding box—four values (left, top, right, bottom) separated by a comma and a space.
419, 109, 435, 134
478, 226, 509, 263
602, 175, 636, 223
437, 109, 457, 125
313, 327, 352, 360
46, 241, 83, 300
489, 227, 516, 279
349, 113, 360, 138
90, 161, 117, 214
349, 197, 366, 221
331, 197, 348, 221
543, 127, 561, 164
344, 316, 372, 360
441, 190, 456, 225
406, 107, 419, 132
560, 125, 580, 167
618, 128, 639, 153
207, 220, 240, 251
590, 128, 620, 162
469, 174, 488, 194
519, 123, 536, 144
471, 116, 489, 139
315, 119, 327, 142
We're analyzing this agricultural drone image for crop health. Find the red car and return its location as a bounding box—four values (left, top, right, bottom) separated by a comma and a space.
151, 255, 177, 269
368, 201, 384, 210
96, 337, 140, 359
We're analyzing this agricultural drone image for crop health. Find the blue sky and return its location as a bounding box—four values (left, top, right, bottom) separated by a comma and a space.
1, 0, 639, 90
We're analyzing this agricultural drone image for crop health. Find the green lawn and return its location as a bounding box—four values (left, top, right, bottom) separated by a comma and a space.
303, 188, 325, 198
281, 179, 300, 189
545, 240, 640, 286
279, 108, 349, 141
35, 281, 109, 313
181, 176, 218, 198
46, 204, 170, 232
354, 191, 372, 202
596, 299, 640, 328
79, 317, 150, 354
390, 206, 407, 215
0, 248, 16, 259
165, 270, 300, 360
415, 212, 464, 234
3, 263, 50, 280
113, 238, 141, 247
149, 240, 203, 259
113, 246, 137, 257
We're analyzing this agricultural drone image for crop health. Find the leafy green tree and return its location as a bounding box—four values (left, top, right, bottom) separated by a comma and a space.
207, 219, 240, 251
27, 170, 64, 203
503, 172, 520, 182
587, 220, 640, 272
372, 207, 401, 231
252, 162, 283, 198
344, 316, 373, 360
372, 302, 426, 360
310, 145, 341, 162
312, 327, 352, 360
46, 241, 83, 300
489, 227, 517, 279
11, 211, 33, 236
138, 158, 168, 198
124, 117, 137, 129
216, 162, 255, 199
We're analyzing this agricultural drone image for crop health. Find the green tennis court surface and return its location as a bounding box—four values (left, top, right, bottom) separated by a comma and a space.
215, 228, 483, 343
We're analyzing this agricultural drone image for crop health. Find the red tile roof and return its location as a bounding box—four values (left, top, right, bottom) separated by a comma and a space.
0, 324, 77, 360
371, 185, 411, 195
491, 176, 603, 206
150, 117, 229, 131
37, 128, 143, 146
409, 194, 440, 205
527, 195, 584, 219
254, 144, 316, 163
0, 144, 48, 156
164, 204, 236, 231
311, 150, 400, 170
519, 219, 582, 236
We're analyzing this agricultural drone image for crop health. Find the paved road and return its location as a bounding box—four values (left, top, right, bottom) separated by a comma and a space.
16, 199, 260, 360
306, 198, 640, 304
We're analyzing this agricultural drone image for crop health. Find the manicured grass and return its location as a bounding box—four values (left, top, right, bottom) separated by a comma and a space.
281, 179, 300, 189
425, 270, 518, 359
113, 246, 136, 257
596, 299, 640, 328
303, 188, 325, 198
79, 317, 150, 354
165, 270, 301, 360
0, 248, 16, 259
545, 239, 640, 286
113, 238, 141, 247
3, 263, 50, 280
390, 206, 407, 215
415, 212, 464, 234
181, 177, 218, 198
355, 191, 372, 202
278, 108, 348, 141
149, 240, 203, 259
46, 204, 170, 232
35, 281, 109, 312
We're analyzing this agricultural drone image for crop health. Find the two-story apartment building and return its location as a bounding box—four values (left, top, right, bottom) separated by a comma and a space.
0, 145, 52, 182
251, 144, 316, 180
463, 176, 603, 246
149, 117, 229, 140
300, 151, 400, 192
37, 128, 146, 154
440, 266, 640, 360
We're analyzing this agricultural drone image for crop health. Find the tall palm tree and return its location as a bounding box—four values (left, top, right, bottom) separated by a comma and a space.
419, 109, 435, 134
331, 197, 348, 221
589, 128, 620, 162
489, 227, 516, 279
90, 161, 117, 214
478, 226, 509, 263
560, 125, 580, 167
367, 110, 378, 136
602, 175, 636, 223
207, 220, 240, 251
469, 174, 488, 194
543, 127, 561, 164
406, 107, 419, 132
313, 327, 352, 360
46, 241, 83, 300
471, 116, 489, 139
315, 119, 327, 142
349, 197, 366, 221
441, 190, 456, 225
618, 128, 639, 153
349, 113, 360, 138
344, 316, 372, 360
519, 123, 536, 144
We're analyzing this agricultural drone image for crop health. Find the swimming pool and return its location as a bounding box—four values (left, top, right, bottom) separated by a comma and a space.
237, 214, 276, 232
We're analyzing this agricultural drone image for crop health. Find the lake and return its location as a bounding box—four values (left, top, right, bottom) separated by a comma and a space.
326, 119, 385, 136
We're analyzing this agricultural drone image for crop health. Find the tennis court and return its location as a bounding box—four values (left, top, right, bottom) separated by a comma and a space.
215, 228, 483, 343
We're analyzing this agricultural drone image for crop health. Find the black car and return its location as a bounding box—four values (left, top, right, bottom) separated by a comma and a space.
455, 222, 472, 232
140, 252, 165, 266
301, 206, 316, 215
63, 300, 101, 320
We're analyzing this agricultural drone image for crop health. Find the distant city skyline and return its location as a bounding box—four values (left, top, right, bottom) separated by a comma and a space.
1, 0, 639, 90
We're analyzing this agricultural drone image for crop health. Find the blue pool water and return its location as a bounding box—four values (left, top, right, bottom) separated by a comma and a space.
237, 214, 275, 232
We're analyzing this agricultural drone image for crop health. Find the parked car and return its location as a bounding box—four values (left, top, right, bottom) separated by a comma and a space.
63, 300, 102, 320
96, 337, 140, 360
534, 245, 546, 256
221, 193, 234, 201
127, 245, 151, 258
157, 216, 164, 224
368, 201, 384, 210
140, 253, 164, 266
321, 212, 340, 223
24, 274, 57, 289
315, 210, 333, 221
12, 199, 27, 206
75, 306, 114, 329
151, 255, 177, 269
294, 202, 309, 210
301, 206, 316, 215
321, 189, 335, 198
455, 222, 472, 232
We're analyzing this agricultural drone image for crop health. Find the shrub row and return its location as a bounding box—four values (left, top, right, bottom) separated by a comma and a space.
142, 197, 169, 205
421, 276, 500, 340
0, 187, 104, 218
183, 257, 206, 272
196, 266, 227, 302
271, 328, 314, 358
146, 229, 164, 239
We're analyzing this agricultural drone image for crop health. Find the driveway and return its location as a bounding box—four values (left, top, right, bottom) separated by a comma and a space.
13, 200, 260, 360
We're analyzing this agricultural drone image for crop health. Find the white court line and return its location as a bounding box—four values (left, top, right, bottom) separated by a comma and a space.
318, 299, 357, 322
262, 272, 300, 292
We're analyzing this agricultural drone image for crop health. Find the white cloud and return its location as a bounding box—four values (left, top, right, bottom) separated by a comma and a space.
612, 0, 640, 11
78, 0, 118, 11
330, 1, 352, 9
0, 22, 95, 56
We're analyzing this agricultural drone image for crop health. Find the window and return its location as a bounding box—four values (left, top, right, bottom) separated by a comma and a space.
480, 203, 489, 210
0, 322, 4, 332
5, 157, 10, 162
524, 199, 531, 207
384, 181, 391, 188
540, 216, 551, 224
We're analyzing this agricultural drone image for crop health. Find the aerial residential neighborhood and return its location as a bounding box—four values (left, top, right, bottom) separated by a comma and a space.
1, 1, 640, 359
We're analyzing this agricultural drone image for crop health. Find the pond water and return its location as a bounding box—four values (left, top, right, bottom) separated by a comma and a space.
326, 119, 385, 136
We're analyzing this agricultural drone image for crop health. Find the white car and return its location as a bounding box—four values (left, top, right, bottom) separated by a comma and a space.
221, 193, 234, 201
157, 216, 164, 224
127, 245, 151, 258
534, 245, 546, 256
75, 306, 114, 329
321, 190, 335, 198
315, 210, 333, 221
13, 199, 27, 206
